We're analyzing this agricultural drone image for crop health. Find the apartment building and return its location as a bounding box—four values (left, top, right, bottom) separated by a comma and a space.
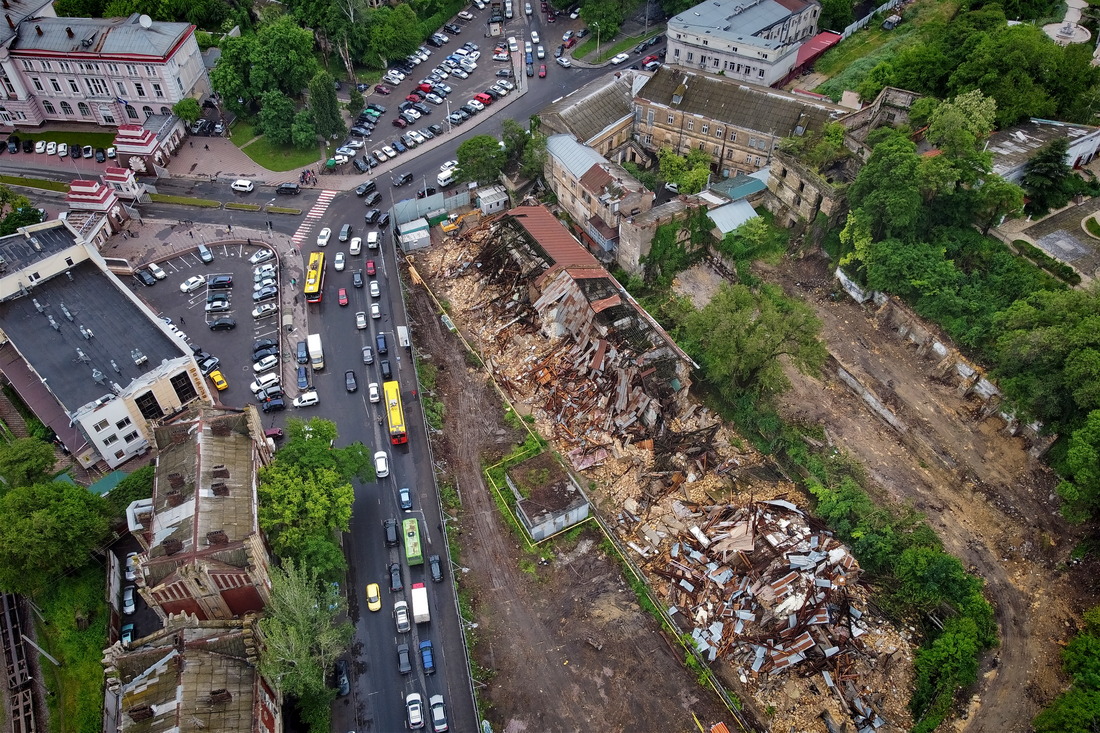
0, 13, 209, 128
666, 0, 820, 86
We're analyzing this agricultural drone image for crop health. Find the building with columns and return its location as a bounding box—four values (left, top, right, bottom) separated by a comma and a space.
0, 12, 209, 129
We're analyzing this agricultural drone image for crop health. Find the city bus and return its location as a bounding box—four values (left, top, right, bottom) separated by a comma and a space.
384, 380, 408, 445
403, 517, 423, 565
304, 252, 325, 303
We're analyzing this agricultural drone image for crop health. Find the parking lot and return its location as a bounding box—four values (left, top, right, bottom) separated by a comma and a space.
124, 241, 291, 411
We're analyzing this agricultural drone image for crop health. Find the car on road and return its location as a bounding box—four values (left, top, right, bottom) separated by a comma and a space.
611, 52, 631, 64
209, 318, 236, 331
253, 355, 278, 373
389, 563, 403, 592
375, 450, 390, 478
563, 29, 575, 41
249, 248, 275, 265
122, 585, 136, 614
253, 277, 276, 291
334, 252, 346, 271
370, 302, 381, 319
120, 623, 135, 645
406, 692, 424, 728
364, 208, 381, 224
556, 56, 572, 68
345, 370, 358, 392
180, 275, 205, 293
539, 64, 547, 77
429, 694, 449, 732
365, 582, 382, 612
368, 381, 380, 403
429, 554, 444, 582
230, 179, 254, 192
380, 359, 393, 379
369, 280, 381, 298
375, 84, 393, 94
356, 311, 368, 329
316, 228, 332, 247
419, 640, 435, 674
531, 30, 540, 43
338, 288, 349, 306
353, 271, 364, 288
297, 366, 310, 389
334, 659, 350, 696
399, 486, 413, 510
366, 259, 376, 276
394, 600, 411, 632
252, 303, 278, 319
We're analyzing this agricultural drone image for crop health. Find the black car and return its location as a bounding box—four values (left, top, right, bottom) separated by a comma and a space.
364, 208, 381, 224
352, 271, 364, 288
380, 359, 393, 379
297, 366, 310, 389
444, 22, 461, 33
412, 102, 432, 115
427, 36, 443, 47
417, 186, 437, 199
254, 338, 278, 353
5, 137, 18, 154
378, 212, 391, 228
353, 157, 369, 173
389, 562, 403, 592
428, 124, 445, 136
253, 286, 278, 302
355, 181, 373, 196
209, 318, 236, 331
275, 182, 301, 195
209, 275, 233, 290
134, 270, 157, 287
429, 554, 444, 582
349, 126, 371, 138
397, 642, 412, 674
420, 127, 436, 140
485, 88, 502, 100
384, 518, 398, 546
261, 398, 286, 413
95, 148, 107, 163
22, 139, 33, 153
69, 142, 81, 159
253, 346, 279, 362
364, 191, 382, 206
345, 370, 358, 392
555, 44, 565, 58
460, 104, 477, 116
376, 332, 388, 355
393, 172, 414, 187
366, 103, 386, 114
526, 63, 535, 77
398, 100, 414, 112
296, 340, 309, 364
207, 291, 229, 304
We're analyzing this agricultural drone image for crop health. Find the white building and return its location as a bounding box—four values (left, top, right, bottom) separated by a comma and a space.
666, 0, 820, 86
0, 13, 209, 128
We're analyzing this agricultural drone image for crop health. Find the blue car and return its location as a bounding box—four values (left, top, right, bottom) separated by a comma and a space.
393, 139, 408, 153
419, 640, 435, 674
297, 366, 310, 389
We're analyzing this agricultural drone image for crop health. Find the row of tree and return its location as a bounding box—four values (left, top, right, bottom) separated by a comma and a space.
454, 121, 548, 186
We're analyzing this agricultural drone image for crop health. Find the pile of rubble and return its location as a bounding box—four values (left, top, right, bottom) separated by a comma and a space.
623, 496, 913, 732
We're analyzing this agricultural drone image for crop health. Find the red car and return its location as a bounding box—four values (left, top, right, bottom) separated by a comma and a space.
406, 94, 421, 103
374, 84, 392, 95
538, 64, 547, 78
547, 12, 556, 22
642, 54, 659, 65
338, 288, 349, 306
366, 259, 376, 276
418, 82, 433, 93
564, 37, 577, 48
392, 117, 408, 128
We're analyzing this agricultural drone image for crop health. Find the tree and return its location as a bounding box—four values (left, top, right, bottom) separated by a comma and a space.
715, 215, 787, 283
258, 463, 354, 559
364, 4, 422, 68
927, 90, 996, 158
308, 70, 346, 140
0, 481, 110, 595
1055, 410, 1100, 522
258, 561, 353, 733
257, 91, 297, 147
519, 132, 548, 180
105, 464, 154, 517
172, 97, 202, 124
974, 175, 1024, 234
847, 133, 923, 241
277, 418, 371, 482
501, 118, 530, 160
345, 87, 364, 117
292, 108, 319, 150
251, 15, 319, 97
818, 0, 853, 32
0, 437, 55, 493
657, 148, 711, 193
209, 34, 259, 115
1021, 137, 1072, 213
456, 135, 507, 185
680, 283, 827, 399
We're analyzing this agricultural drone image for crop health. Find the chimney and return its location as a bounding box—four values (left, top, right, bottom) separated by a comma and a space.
35, 24, 41, 35
210, 689, 232, 704
127, 706, 154, 722
163, 538, 183, 555
168, 472, 184, 489
211, 481, 229, 496
205, 530, 228, 545
212, 464, 229, 479
165, 489, 184, 507
65, 27, 73, 37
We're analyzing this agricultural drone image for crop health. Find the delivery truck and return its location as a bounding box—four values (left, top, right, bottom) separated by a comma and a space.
411, 582, 430, 624
307, 333, 324, 370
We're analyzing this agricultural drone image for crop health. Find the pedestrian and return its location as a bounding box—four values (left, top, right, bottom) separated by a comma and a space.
189, 231, 194, 238
247, 238, 252, 246
179, 316, 185, 324
203, 144, 208, 150
189, 141, 193, 148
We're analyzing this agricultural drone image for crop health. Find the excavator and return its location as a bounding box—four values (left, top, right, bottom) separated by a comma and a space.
440, 210, 481, 233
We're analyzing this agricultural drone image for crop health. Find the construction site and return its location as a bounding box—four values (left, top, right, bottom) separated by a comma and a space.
410, 205, 915, 732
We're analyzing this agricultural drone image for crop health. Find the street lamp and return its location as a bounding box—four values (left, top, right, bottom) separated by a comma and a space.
591, 22, 601, 61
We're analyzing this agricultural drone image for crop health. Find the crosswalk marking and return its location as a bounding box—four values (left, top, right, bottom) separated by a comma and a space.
290, 190, 339, 247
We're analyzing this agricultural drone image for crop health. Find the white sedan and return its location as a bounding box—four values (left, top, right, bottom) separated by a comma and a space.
374, 450, 389, 478
253, 355, 279, 373
467, 99, 485, 111
440, 159, 458, 172
381, 146, 397, 159
611, 52, 630, 65
252, 303, 278, 319
370, 302, 381, 319
180, 275, 205, 293
458, 10, 474, 19
334, 252, 346, 271
531, 30, 540, 43
408, 130, 426, 144
369, 382, 380, 403
356, 311, 368, 329
249, 248, 275, 265
426, 93, 444, 105
350, 237, 362, 255
317, 228, 332, 246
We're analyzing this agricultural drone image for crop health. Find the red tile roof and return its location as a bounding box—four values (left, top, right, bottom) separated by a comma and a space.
508, 205, 602, 272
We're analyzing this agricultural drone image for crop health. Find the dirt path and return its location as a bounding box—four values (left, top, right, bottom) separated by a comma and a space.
762, 253, 1091, 731
407, 283, 732, 733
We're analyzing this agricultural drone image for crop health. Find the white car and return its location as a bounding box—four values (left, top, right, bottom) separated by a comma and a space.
468, 99, 485, 111
250, 373, 279, 394
252, 303, 278, 319
254, 263, 276, 277
122, 586, 136, 615
253, 355, 279, 373
369, 382, 380, 403
569, 8, 580, 18
611, 52, 630, 65
406, 693, 423, 729
525, 2, 532, 14
498, 79, 515, 90
249, 249, 275, 265
180, 275, 205, 293
317, 228, 332, 246
536, 45, 545, 59
531, 30, 539, 43
45, 141, 57, 155
426, 93, 444, 105
404, 108, 421, 120
508, 36, 518, 51
231, 179, 255, 192
370, 302, 381, 319
205, 300, 231, 313
356, 311, 368, 329
147, 262, 167, 280
254, 277, 277, 290
467, 50, 481, 62
349, 237, 362, 255
381, 146, 397, 159
293, 390, 320, 408
458, 10, 474, 19
408, 130, 426, 144
492, 52, 510, 61
367, 231, 380, 249
334, 252, 346, 271
34, 140, 46, 154
370, 281, 381, 298
57, 143, 68, 157
556, 57, 572, 68
525, 41, 532, 54
345, 139, 365, 149
374, 450, 389, 478
440, 159, 458, 172
491, 83, 510, 96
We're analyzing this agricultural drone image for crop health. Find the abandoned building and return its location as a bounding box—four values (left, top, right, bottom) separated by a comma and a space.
504, 451, 590, 540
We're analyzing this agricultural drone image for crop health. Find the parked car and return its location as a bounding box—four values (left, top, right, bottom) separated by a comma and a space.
334, 659, 350, 696
297, 340, 309, 364
394, 600, 411, 632
297, 366, 310, 389
397, 642, 412, 673
122, 585, 137, 614
429, 554, 444, 582
209, 318, 236, 331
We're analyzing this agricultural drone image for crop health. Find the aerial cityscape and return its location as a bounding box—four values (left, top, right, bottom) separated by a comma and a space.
0, 0, 1098, 731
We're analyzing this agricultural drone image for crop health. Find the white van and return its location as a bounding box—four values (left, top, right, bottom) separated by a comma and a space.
147, 262, 167, 280
293, 390, 320, 408
508, 36, 519, 52
367, 231, 380, 249
437, 170, 456, 188
230, 179, 254, 192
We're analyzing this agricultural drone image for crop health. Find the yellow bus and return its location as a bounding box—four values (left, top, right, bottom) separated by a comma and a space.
304, 252, 325, 303
384, 380, 407, 445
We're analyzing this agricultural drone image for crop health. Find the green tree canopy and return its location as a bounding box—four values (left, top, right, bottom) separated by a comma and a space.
258, 463, 354, 558
364, 4, 423, 68
172, 97, 202, 124
251, 15, 319, 97
456, 135, 507, 185
0, 481, 110, 595
848, 132, 923, 241
0, 437, 55, 493
257, 91, 298, 147
308, 70, 346, 140
1021, 137, 1072, 214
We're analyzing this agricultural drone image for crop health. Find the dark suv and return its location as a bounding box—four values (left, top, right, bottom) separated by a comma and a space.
276, 182, 301, 195
389, 562, 403, 592
296, 340, 309, 364
384, 518, 399, 547
393, 172, 414, 187
208, 275, 233, 290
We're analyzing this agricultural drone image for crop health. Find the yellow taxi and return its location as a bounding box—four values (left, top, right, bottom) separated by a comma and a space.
209, 370, 228, 391
365, 583, 382, 612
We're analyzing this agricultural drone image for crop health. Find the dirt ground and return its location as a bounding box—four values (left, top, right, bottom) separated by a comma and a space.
406, 283, 733, 733
753, 251, 1099, 732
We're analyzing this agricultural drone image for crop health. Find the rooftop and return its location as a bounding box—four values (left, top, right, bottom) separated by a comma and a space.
668, 0, 815, 50
0, 220, 81, 272
507, 205, 602, 277
0, 260, 189, 413
547, 134, 610, 181
0, 0, 52, 48
538, 71, 639, 144
508, 451, 585, 520
708, 200, 760, 235
637, 66, 846, 138
987, 118, 1100, 178
13, 14, 194, 60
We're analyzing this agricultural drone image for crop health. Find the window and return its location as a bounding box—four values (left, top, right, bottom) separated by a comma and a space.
115, 417, 132, 430
78, 102, 91, 116
60, 62, 71, 72
108, 63, 120, 75
755, 157, 761, 166
68, 79, 79, 93
123, 430, 140, 443
713, 145, 720, 155
134, 82, 145, 97
698, 142, 705, 150
758, 69, 765, 78
171, 371, 199, 404
65, 257, 74, 266
135, 391, 164, 420
142, 105, 153, 118
103, 434, 119, 447
686, 52, 694, 62
152, 83, 163, 98
103, 111, 115, 124
686, 120, 693, 131
126, 105, 138, 119
646, 109, 654, 126
94, 419, 109, 432
20, 60, 33, 71
643, 134, 652, 145
712, 58, 720, 67
2, 77, 14, 95
50, 78, 61, 92
114, 450, 125, 460
86, 78, 108, 96
701, 124, 709, 135
702, 39, 708, 46
42, 101, 55, 114
673, 48, 680, 58
749, 137, 756, 148
730, 132, 736, 142
667, 114, 674, 124
725, 150, 734, 160
716, 128, 723, 138
176, 77, 183, 92
126, 64, 137, 76
31, 78, 43, 92
145, 65, 154, 76
116, 82, 127, 96
60, 101, 72, 115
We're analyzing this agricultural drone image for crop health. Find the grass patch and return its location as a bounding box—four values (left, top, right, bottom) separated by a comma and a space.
230, 121, 257, 146
240, 135, 322, 172
148, 193, 222, 208
0, 174, 69, 192
1086, 218, 1100, 239
225, 202, 262, 212
575, 28, 662, 64
36, 566, 108, 733
8, 130, 117, 148
267, 206, 303, 215
1013, 239, 1082, 285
